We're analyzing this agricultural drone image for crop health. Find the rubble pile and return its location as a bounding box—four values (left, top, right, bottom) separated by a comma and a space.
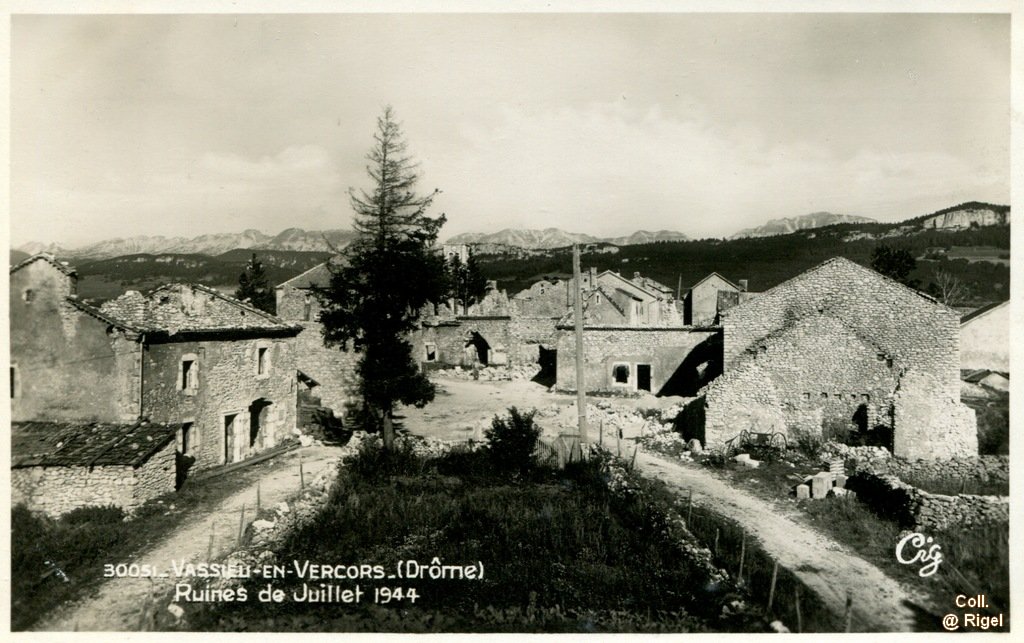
430, 364, 542, 382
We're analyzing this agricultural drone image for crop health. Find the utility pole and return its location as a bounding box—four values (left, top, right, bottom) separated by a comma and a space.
572, 244, 589, 445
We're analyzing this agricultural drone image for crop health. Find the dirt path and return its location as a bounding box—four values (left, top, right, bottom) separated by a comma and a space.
34, 445, 342, 632
404, 377, 931, 633
633, 451, 926, 632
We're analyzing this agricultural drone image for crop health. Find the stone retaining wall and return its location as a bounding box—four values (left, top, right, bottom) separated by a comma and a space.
825, 444, 1008, 485
848, 470, 1008, 531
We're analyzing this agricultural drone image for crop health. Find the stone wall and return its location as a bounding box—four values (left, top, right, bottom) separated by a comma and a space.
135, 439, 178, 504
13, 465, 134, 516
276, 283, 362, 415
142, 336, 297, 471
10, 259, 140, 422
702, 314, 899, 448
703, 258, 975, 458
555, 327, 718, 395
848, 471, 1008, 532
721, 258, 961, 399
11, 440, 177, 517
830, 445, 1009, 485
891, 371, 977, 459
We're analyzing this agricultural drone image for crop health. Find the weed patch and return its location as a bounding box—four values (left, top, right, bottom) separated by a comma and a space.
178, 443, 769, 633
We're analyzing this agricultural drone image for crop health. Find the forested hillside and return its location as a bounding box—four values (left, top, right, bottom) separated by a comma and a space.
477, 223, 1010, 306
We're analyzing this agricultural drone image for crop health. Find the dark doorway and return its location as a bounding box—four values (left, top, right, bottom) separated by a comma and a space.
249, 399, 273, 450
637, 364, 652, 392
658, 334, 723, 397
466, 331, 491, 365
533, 346, 557, 387
224, 413, 238, 463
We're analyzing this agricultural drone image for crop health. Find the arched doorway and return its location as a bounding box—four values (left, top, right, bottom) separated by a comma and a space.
249, 398, 273, 452
465, 331, 491, 366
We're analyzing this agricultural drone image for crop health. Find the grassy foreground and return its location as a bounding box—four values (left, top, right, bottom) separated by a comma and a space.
177, 439, 770, 633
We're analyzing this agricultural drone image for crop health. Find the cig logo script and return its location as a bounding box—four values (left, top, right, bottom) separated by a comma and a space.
896, 532, 943, 577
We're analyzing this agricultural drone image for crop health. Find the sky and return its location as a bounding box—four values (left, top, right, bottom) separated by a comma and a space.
9, 12, 1011, 247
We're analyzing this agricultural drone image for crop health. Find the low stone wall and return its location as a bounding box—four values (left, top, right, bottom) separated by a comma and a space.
12, 465, 136, 517
824, 444, 1008, 486
847, 471, 1008, 532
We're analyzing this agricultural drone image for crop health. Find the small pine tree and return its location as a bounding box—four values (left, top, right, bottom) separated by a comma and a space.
235, 253, 276, 313
313, 106, 448, 450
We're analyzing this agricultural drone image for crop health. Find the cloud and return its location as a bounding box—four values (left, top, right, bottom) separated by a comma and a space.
430, 102, 1007, 239
14, 145, 351, 245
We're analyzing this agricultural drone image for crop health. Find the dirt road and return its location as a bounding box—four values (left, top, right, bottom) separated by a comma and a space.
34, 445, 342, 632
634, 451, 926, 632
405, 376, 929, 633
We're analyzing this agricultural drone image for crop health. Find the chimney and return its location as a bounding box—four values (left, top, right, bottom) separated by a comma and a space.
588, 266, 596, 288
633, 271, 641, 280
738, 279, 748, 292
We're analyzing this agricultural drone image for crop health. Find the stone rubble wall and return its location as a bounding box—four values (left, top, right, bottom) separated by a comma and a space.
12, 465, 136, 517
891, 370, 977, 459
848, 470, 1008, 532
12, 441, 179, 517
134, 439, 179, 505
825, 443, 1008, 485
701, 315, 899, 449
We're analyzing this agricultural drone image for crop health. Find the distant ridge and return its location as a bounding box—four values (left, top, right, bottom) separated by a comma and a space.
445, 227, 689, 249
14, 228, 358, 260
730, 212, 877, 239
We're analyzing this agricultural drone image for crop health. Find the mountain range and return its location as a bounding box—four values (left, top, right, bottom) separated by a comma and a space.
445, 228, 690, 249
729, 212, 877, 239
13, 202, 1011, 260
16, 228, 357, 260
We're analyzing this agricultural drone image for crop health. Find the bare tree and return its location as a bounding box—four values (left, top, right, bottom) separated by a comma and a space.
931, 269, 966, 306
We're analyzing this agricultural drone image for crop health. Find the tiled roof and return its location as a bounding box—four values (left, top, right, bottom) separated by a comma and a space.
12, 419, 177, 468
99, 283, 298, 335
65, 296, 144, 332
10, 253, 77, 277
719, 257, 947, 318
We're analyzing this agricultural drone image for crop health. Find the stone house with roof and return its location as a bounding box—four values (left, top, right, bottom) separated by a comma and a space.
10, 254, 302, 514
100, 283, 301, 469
11, 419, 178, 517
682, 272, 751, 326
684, 257, 977, 459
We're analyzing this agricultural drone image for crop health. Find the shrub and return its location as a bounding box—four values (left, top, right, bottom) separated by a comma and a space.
485, 406, 541, 472
791, 430, 824, 460
346, 436, 424, 481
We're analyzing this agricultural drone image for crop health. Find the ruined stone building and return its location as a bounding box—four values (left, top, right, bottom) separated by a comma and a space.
10, 255, 302, 514
684, 257, 977, 459
554, 268, 721, 395
275, 263, 362, 419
